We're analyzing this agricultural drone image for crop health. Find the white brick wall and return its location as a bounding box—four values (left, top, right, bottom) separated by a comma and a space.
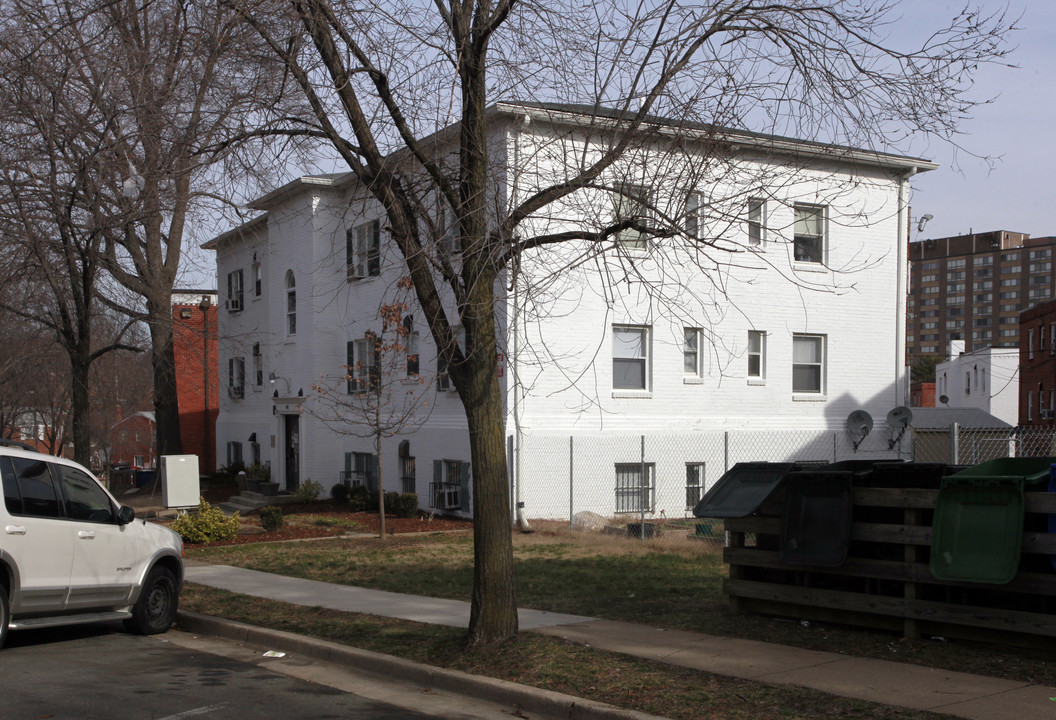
210, 114, 918, 519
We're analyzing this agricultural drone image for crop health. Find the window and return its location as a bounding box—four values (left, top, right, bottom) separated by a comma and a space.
1001, 252, 1020, 262
974, 255, 994, 266
947, 258, 966, 269
999, 291, 1020, 299
252, 343, 263, 387
253, 262, 262, 297
5, 456, 60, 518
974, 267, 993, 278
684, 328, 702, 377
792, 334, 825, 394
965, 372, 971, 395
613, 325, 649, 390
748, 330, 765, 379
686, 463, 705, 510
343, 452, 377, 491
347, 220, 381, 279
285, 271, 296, 336
922, 261, 939, 271
612, 186, 652, 250
793, 204, 824, 263
226, 269, 244, 312
228, 357, 245, 399
1030, 249, 1051, 260
947, 295, 965, 305
946, 283, 965, 293
347, 335, 379, 393
1029, 329, 1035, 360
921, 274, 938, 282
431, 459, 468, 511
947, 271, 965, 281
948, 307, 964, 316
437, 327, 464, 392
973, 281, 992, 291
1028, 391, 1033, 421
1000, 278, 1019, 288
250, 441, 261, 466
921, 286, 940, 294
399, 441, 415, 494
403, 316, 419, 377
615, 463, 655, 513
684, 192, 701, 239
747, 198, 766, 246
58, 465, 114, 522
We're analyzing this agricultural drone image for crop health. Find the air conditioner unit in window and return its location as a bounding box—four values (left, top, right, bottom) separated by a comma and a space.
226, 298, 242, 312
1042, 409, 1054, 420
228, 385, 244, 399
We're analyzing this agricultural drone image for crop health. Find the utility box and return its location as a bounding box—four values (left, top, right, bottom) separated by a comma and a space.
161, 455, 200, 509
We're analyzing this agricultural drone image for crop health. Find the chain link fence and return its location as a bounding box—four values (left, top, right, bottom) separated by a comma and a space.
512, 424, 1056, 551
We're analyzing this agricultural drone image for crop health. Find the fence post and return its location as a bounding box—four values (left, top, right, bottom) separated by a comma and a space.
951, 422, 960, 465
568, 436, 573, 537
640, 435, 646, 544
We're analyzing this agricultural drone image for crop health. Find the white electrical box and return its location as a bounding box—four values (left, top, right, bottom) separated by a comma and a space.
161, 455, 200, 509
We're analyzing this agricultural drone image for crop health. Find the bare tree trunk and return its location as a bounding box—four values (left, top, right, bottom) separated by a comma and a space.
147, 294, 183, 458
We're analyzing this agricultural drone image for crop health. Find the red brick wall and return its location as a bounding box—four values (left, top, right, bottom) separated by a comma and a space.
1019, 299, 1056, 426
910, 382, 935, 408
173, 302, 219, 472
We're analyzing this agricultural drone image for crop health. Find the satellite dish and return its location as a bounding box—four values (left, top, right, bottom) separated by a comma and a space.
887, 406, 913, 429
886, 406, 913, 449
846, 410, 873, 451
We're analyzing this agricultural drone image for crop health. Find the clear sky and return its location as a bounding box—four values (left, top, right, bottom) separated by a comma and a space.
897, 1, 1051, 241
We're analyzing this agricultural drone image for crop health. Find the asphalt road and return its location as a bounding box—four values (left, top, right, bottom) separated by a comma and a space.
0, 623, 452, 720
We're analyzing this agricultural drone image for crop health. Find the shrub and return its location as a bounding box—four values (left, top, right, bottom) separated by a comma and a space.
330, 483, 350, 504
259, 505, 284, 532
347, 485, 369, 511
294, 478, 323, 503
171, 498, 240, 544
385, 492, 419, 518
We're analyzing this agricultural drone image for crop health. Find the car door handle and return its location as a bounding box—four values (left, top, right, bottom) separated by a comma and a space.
5, 525, 26, 535
78, 530, 96, 540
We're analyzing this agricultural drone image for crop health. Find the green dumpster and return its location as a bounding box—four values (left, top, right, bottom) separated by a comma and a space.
930, 457, 1056, 584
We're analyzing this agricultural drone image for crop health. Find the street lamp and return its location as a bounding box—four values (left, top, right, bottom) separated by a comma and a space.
199, 295, 212, 472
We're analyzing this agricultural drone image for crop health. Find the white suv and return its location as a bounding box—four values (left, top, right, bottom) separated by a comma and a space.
0, 442, 184, 647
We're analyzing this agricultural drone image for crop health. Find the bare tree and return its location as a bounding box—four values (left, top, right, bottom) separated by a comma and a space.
0, 0, 304, 459
0, 14, 144, 465
233, 0, 1013, 645
309, 302, 432, 538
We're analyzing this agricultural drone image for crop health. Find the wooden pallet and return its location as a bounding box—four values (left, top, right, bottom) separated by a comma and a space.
723, 488, 1056, 649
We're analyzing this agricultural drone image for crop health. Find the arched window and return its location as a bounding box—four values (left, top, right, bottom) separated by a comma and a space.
285, 271, 296, 336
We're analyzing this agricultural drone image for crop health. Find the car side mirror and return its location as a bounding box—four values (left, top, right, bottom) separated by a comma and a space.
118, 505, 136, 525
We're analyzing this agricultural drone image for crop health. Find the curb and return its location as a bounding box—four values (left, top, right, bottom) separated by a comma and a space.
176, 611, 667, 720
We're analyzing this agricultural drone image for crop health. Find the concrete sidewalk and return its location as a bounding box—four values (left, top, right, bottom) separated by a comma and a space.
185, 563, 1056, 720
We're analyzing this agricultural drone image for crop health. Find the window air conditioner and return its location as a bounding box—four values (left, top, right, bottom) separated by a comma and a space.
228, 385, 244, 399
226, 298, 242, 312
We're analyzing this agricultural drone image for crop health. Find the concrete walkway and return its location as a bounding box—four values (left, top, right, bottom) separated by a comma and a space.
185, 564, 1056, 720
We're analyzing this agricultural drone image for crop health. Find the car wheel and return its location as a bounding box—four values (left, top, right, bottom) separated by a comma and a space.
0, 587, 8, 649
125, 566, 178, 635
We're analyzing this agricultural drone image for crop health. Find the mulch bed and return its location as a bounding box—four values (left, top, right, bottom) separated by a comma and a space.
179, 500, 472, 548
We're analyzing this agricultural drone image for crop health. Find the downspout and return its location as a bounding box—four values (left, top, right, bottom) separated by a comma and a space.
897, 167, 917, 408
512, 113, 531, 532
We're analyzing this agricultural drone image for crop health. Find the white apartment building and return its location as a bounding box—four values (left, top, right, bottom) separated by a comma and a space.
936, 340, 1019, 425
206, 102, 933, 519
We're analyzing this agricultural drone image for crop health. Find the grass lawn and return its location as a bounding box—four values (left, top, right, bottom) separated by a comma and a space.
185, 529, 1056, 700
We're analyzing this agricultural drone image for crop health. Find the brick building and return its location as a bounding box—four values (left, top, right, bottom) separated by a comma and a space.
907, 231, 1056, 368
1018, 298, 1056, 426
910, 381, 935, 407
173, 290, 219, 473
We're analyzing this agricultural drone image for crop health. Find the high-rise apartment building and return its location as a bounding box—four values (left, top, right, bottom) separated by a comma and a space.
907, 231, 1056, 367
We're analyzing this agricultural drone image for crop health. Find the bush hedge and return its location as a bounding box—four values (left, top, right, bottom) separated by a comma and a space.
259, 505, 284, 532
171, 498, 240, 544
